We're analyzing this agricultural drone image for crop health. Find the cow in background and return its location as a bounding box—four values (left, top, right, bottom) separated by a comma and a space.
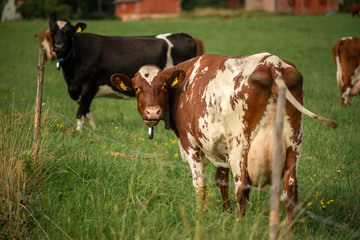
347, 3, 360, 17
332, 37, 360, 107
49, 16, 203, 130
110, 53, 338, 229
35, 28, 57, 61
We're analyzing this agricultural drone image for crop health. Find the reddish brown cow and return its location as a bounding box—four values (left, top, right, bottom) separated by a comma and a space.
332, 37, 360, 107
35, 28, 56, 61
347, 3, 360, 17
111, 53, 337, 228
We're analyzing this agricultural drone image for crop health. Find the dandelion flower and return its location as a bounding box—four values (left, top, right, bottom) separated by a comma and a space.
165, 143, 168, 146
174, 153, 178, 157
337, 170, 341, 173
115, 126, 118, 130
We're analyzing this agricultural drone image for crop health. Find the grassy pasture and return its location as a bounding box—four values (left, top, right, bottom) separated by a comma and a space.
1, 13, 360, 239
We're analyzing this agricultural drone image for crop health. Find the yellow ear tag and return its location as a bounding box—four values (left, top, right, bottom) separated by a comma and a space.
76, 27, 82, 33
120, 82, 127, 91
171, 77, 178, 87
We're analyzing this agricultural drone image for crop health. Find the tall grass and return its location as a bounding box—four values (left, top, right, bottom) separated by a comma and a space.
0, 102, 39, 238
0, 13, 359, 239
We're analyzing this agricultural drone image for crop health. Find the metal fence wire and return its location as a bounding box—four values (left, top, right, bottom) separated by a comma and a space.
1, 100, 360, 238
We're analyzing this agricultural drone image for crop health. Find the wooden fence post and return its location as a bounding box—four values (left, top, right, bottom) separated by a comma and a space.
269, 86, 286, 240
33, 49, 45, 161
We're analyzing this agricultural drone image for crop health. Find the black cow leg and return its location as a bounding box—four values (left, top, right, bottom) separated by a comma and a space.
76, 95, 96, 131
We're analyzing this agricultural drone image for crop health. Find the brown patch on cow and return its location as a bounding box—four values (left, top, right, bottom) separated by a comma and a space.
234, 174, 240, 182
281, 67, 303, 90
145, 73, 149, 78
259, 54, 272, 63
249, 64, 273, 88
218, 61, 227, 72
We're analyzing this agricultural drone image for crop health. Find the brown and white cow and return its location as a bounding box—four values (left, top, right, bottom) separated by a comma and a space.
35, 28, 56, 61
111, 53, 338, 227
332, 36, 360, 107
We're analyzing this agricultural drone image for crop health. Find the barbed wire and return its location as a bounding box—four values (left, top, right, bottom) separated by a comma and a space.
1, 100, 359, 238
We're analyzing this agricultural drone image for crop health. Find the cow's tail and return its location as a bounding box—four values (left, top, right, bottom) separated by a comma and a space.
269, 58, 338, 129
193, 38, 204, 56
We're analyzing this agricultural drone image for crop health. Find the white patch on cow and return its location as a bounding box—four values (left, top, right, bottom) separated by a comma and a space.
76, 116, 84, 131
336, 56, 343, 91
184, 56, 203, 92
156, 33, 174, 69
351, 63, 360, 87
289, 177, 295, 185
86, 109, 96, 129
139, 66, 160, 85
281, 190, 288, 201
41, 39, 52, 59
341, 36, 353, 41
57, 20, 67, 30
342, 87, 352, 105
95, 85, 132, 99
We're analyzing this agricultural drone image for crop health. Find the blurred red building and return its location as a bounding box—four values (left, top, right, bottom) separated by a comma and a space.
113, 0, 180, 21
245, 0, 338, 14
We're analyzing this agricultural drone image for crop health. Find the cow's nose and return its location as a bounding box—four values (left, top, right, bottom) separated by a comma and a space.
144, 106, 162, 119
54, 43, 65, 51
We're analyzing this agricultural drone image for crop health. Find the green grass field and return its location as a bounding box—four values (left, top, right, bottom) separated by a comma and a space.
1, 13, 360, 239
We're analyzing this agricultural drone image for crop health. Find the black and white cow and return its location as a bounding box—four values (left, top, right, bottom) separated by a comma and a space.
49, 16, 202, 130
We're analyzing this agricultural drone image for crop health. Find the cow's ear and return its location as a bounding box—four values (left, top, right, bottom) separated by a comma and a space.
167, 70, 185, 88
110, 73, 133, 91
74, 23, 87, 33
49, 16, 57, 28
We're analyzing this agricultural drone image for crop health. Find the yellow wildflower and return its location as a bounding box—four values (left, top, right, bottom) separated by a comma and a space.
165, 143, 168, 146
307, 202, 312, 207
337, 170, 341, 173
174, 153, 178, 157
115, 126, 118, 130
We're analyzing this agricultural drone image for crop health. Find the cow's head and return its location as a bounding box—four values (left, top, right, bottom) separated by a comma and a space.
49, 16, 86, 58
110, 65, 185, 126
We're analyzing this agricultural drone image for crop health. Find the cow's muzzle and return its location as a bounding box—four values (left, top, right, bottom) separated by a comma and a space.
53, 43, 65, 52
143, 106, 162, 126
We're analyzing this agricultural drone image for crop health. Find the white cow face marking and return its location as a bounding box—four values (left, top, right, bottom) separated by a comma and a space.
57, 20, 67, 30
139, 66, 160, 85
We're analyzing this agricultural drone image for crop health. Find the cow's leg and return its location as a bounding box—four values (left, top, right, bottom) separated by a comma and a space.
85, 108, 96, 129
178, 139, 206, 205
76, 93, 96, 131
228, 149, 250, 216
215, 167, 231, 212
282, 149, 298, 231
